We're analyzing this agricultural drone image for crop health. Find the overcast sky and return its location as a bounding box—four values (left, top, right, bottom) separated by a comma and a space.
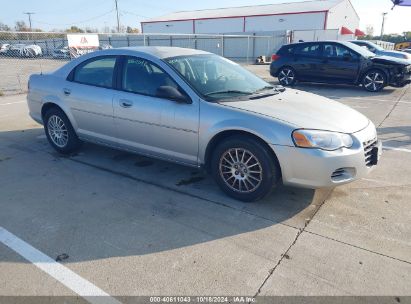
0, 0, 409, 34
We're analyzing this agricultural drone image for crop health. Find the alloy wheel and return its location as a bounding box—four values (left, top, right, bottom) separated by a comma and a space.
47, 115, 69, 148
278, 68, 295, 85
364, 72, 384, 92
219, 148, 263, 193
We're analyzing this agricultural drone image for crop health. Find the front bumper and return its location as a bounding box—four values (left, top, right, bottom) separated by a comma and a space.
389, 68, 411, 87
271, 122, 382, 189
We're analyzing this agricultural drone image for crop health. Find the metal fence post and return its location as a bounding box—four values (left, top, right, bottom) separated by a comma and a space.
143, 34, 146, 46
246, 36, 250, 63
221, 35, 225, 57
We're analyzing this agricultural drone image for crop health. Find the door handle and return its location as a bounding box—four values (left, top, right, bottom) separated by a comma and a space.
63, 88, 71, 96
119, 99, 133, 108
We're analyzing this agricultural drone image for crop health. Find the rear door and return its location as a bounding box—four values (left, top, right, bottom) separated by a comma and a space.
292, 43, 322, 81
319, 43, 360, 83
64, 55, 118, 144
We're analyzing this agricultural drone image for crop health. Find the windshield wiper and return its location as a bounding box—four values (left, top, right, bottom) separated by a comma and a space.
205, 90, 253, 96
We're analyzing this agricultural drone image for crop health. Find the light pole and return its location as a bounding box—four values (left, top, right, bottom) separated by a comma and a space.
24, 12, 35, 31
114, 0, 120, 32
380, 12, 388, 37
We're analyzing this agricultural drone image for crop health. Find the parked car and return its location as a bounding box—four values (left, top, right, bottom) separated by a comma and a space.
0, 43, 10, 54
350, 40, 411, 60
270, 41, 411, 92
7, 44, 42, 57
28, 47, 381, 201
402, 49, 411, 54
52, 45, 70, 59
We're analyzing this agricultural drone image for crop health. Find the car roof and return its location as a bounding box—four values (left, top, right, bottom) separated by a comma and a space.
96, 46, 211, 59
282, 40, 355, 48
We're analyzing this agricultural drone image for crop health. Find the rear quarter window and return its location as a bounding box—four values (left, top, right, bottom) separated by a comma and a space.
277, 46, 294, 55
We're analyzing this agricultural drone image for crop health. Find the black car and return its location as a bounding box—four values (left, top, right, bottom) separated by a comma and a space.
270, 41, 411, 92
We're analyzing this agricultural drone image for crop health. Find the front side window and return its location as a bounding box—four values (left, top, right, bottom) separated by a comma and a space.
164, 54, 272, 100
323, 44, 358, 59
73, 56, 116, 88
122, 57, 179, 96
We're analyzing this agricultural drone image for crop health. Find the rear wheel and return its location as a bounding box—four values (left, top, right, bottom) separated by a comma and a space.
362, 70, 386, 92
211, 136, 281, 202
44, 107, 81, 154
278, 67, 297, 86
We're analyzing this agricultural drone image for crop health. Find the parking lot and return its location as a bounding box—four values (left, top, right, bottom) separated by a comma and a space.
0, 63, 410, 302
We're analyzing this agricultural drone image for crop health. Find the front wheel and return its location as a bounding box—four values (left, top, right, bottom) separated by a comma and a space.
211, 136, 281, 202
362, 70, 386, 92
277, 67, 297, 86
44, 107, 81, 154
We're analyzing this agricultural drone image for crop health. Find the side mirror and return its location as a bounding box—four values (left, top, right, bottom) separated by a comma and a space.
156, 86, 191, 104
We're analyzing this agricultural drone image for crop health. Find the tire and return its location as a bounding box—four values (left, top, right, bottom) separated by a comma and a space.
43, 107, 81, 154
277, 67, 297, 86
362, 69, 387, 92
211, 136, 281, 202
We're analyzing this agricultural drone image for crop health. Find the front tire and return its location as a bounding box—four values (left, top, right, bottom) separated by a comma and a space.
211, 136, 281, 202
277, 67, 297, 86
44, 107, 81, 154
362, 69, 386, 92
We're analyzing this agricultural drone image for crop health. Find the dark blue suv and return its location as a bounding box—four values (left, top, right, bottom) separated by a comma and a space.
270, 41, 411, 92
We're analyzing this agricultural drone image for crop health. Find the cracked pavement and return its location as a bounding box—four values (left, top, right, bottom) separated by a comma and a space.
0, 66, 410, 300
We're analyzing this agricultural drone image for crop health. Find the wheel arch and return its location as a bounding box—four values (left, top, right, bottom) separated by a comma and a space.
203, 130, 282, 179
41, 100, 78, 131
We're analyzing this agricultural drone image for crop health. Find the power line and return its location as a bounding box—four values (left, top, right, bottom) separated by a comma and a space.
32, 9, 115, 27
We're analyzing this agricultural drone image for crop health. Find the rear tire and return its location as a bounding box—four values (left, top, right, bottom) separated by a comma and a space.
277, 67, 297, 86
43, 107, 81, 154
362, 69, 386, 92
211, 136, 281, 202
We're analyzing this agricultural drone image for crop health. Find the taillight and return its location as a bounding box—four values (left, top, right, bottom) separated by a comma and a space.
271, 54, 280, 61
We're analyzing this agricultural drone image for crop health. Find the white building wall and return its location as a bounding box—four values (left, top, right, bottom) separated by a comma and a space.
142, 20, 193, 34
326, 0, 359, 31
195, 18, 244, 34
245, 12, 326, 32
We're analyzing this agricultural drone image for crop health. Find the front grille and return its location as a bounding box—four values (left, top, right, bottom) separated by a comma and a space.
363, 138, 378, 167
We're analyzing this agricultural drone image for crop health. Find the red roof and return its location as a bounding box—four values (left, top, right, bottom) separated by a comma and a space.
355, 29, 365, 36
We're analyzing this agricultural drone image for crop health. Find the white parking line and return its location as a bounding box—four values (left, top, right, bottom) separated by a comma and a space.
383, 146, 411, 153
0, 226, 122, 304
0, 101, 25, 106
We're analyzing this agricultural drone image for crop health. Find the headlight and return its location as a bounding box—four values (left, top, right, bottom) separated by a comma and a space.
292, 129, 353, 151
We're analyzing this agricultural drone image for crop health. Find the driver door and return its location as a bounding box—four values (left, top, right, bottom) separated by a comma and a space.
113, 56, 199, 165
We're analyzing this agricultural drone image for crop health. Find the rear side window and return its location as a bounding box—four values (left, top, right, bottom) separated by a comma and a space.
73, 56, 116, 88
122, 57, 179, 96
277, 45, 294, 55
294, 44, 321, 57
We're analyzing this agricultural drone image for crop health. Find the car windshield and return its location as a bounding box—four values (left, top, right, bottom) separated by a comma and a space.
164, 54, 275, 101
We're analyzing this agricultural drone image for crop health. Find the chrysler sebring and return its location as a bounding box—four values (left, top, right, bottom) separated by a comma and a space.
27, 47, 381, 201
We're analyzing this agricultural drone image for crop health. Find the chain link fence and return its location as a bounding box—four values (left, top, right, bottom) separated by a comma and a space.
0, 31, 288, 95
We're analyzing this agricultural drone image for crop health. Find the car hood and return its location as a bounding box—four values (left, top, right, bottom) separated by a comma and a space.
219, 89, 370, 133
371, 55, 410, 65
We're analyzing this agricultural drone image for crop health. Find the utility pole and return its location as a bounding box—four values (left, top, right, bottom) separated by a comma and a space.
24, 12, 35, 31
114, 0, 120, 32
380, 12, 388, 37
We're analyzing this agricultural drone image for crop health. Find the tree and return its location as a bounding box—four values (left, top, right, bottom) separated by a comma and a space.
0, 22, 11, 31
366, 25, 374, 37
65, 26, 84, 33
126, 26, 139, 33
15, 20, 29, 31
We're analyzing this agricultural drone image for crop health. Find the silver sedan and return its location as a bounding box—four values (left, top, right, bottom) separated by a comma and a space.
27, 47, 381, 201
